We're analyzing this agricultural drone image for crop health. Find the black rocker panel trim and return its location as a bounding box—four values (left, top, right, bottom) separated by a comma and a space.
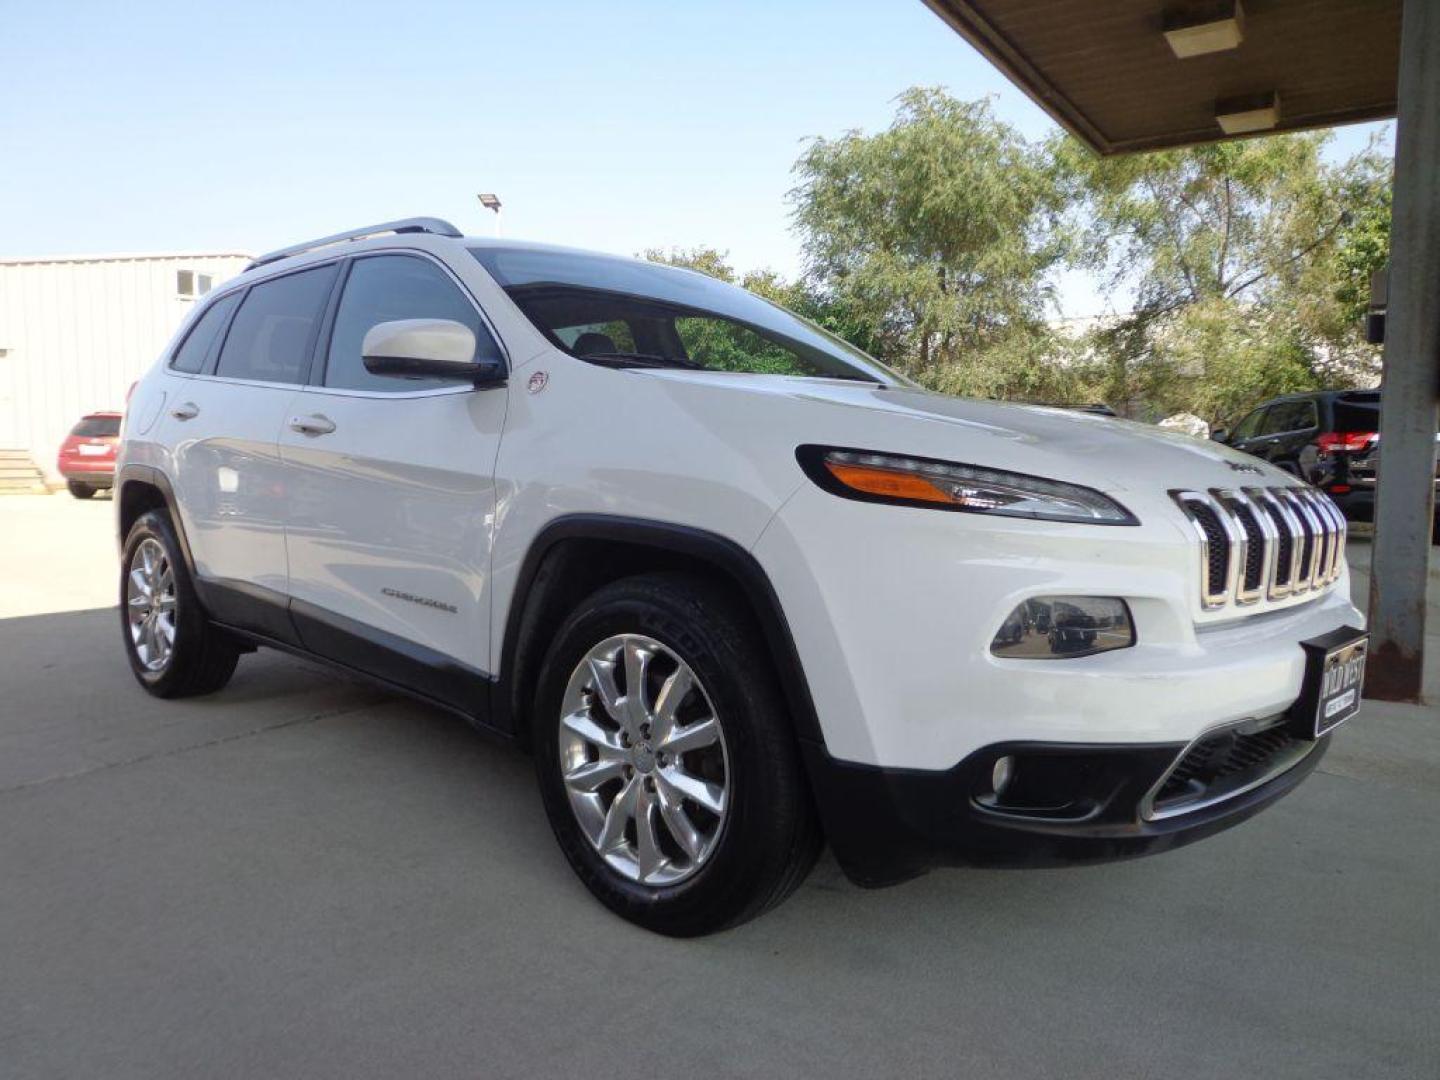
195, 580, 497, 728
288, 596, 493, 721
498, 514, 824, 745
193, 577, 301, 647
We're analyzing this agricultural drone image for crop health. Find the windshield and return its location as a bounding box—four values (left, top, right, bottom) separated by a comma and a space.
469, 246, 900, 384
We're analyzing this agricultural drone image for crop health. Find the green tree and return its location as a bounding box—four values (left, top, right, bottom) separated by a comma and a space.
641, 98, 1391, 425
1057, 130, 1390, 424
789, 88, 1069, 391
1324, 140, 1392, 330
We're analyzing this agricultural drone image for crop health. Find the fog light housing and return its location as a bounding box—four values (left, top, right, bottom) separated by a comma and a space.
991, 596, 1135, 659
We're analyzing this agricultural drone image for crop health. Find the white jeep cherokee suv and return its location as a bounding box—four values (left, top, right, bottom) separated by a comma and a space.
117, 217, 1368, 935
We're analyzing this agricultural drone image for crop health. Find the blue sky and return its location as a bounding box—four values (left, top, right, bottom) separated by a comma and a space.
2, 0, 1388, 317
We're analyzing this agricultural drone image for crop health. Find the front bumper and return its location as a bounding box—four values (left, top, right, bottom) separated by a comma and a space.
757, 483, 1365, 770
803, 728, 1330, 886
758, 481, 1360, 883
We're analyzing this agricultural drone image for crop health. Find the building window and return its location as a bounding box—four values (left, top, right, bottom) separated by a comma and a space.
176, 270, 214, 299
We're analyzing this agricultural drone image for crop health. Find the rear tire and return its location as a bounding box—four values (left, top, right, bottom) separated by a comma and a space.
67, 481, 95, 499
120, 509, 240, 698
533, 572, 821, 936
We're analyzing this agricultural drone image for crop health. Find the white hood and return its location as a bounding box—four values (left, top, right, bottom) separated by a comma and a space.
650, 372, 1298, 495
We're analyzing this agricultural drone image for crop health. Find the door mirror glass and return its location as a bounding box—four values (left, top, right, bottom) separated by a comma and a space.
362, 319, 503, 384
1210, 428, 1229, 443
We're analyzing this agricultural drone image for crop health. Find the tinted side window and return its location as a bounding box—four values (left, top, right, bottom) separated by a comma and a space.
215, 265, 337, 384
1262, 401, 1314, 434
324, 255, 499, 392
1231, 408, 1266, 440
1278, 403, 1319, 432
1258, 406, 1290, 435
170, 292, 240, 374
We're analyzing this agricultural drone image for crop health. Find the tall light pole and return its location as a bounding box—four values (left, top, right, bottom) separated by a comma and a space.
477, 193, 502, 237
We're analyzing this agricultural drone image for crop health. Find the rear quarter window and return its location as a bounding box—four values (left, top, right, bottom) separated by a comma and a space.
170, 292, 241, 374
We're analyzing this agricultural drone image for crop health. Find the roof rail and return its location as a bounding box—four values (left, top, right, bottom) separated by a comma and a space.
245, 217, 464, 271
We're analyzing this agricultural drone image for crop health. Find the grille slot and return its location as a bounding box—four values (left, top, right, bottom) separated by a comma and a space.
1281, 488, 1320, 585
1259, 501, 1294, 587
1149, 719, 1312, 819
1188, 500, 1230, 598
1171, 485, 1344, 612
1230, 500, 1266, 594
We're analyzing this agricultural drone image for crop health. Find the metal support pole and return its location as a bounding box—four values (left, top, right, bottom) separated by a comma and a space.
1367, 0, 1440, 702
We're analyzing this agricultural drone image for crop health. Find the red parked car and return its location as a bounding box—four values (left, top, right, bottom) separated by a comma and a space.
57, 411, 122, 498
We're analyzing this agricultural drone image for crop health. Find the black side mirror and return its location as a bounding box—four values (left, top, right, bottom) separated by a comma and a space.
1210, 428, 1229, 443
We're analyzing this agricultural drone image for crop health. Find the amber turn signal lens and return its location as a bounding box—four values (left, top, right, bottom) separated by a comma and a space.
799, 447, 1139, 524
824, 462, 956, 505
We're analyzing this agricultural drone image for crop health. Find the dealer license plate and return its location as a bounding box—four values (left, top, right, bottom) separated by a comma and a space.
1298, 631, 1367, 737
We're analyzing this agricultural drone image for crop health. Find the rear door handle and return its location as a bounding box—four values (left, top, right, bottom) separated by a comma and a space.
289, 413, 336, 436
171, 401, 200, 421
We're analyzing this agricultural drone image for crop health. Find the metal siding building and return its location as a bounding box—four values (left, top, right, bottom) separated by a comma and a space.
0, 252, 250, 482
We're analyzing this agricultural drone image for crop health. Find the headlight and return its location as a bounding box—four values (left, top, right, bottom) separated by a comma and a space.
797, 447, 1137, 525
991, 596, 1135, 659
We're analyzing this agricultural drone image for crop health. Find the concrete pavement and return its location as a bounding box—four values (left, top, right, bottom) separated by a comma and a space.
2, 493, 1436, 1079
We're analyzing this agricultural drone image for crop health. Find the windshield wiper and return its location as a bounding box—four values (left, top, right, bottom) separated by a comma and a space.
575, 351, 702, 370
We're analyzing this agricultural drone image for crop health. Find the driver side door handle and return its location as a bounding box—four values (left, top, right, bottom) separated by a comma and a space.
289, 413, 336, 436
170, 401, 200, 421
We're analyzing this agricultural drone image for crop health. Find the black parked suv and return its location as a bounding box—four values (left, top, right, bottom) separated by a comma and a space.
1214, 389, 1439, 531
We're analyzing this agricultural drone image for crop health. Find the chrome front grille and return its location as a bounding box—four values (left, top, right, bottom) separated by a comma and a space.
1170, 486, 1346, 611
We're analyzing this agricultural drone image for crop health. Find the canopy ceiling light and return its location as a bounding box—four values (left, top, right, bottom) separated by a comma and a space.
1215, 91, 1280, 134
1163, 1, 1245, 59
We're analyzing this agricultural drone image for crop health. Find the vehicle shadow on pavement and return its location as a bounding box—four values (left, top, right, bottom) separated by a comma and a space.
3, 606, 1436, 1080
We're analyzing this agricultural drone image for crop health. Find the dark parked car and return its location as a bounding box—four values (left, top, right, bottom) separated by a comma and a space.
1213, 391, 1380, 478
1214, 389, 1438, 534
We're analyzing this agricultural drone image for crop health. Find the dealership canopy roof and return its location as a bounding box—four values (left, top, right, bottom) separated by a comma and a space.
923, 0, 1401, 154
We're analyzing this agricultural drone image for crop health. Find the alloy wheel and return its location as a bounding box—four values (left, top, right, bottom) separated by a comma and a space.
126, 538, 176, 671
558, 634, 730, 886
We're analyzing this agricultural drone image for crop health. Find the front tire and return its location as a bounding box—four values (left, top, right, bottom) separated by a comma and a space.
533, 572, 821, 936
120, 509, 240, 698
